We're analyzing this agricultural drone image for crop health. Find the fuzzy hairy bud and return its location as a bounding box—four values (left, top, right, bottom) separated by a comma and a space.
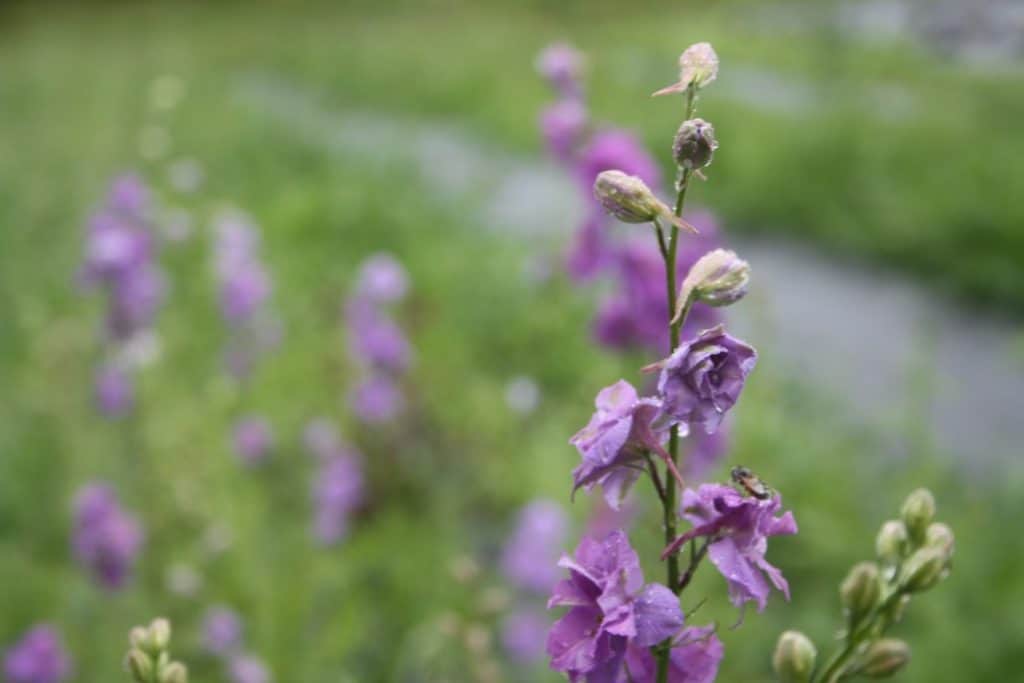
900, 547, 947, 592
900, 489, 935, 545
840, 562, 881, 622
772, 630, 817, 683
592, 170, 694, 232
860, 639, 910, 678
673, 118, 718, 170
875, 520, 908, 565
126, 649, 153, 683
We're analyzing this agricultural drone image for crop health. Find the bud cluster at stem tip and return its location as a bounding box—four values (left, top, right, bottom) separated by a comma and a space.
126, 618, 188, 683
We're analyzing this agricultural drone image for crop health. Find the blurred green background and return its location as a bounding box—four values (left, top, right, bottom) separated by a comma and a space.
1, 0, 1023, 681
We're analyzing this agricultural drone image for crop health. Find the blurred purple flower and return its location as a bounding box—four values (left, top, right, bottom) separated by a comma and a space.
501, 499, 569, 594
350, 375, 404, 424
501, 610, 550, 664
345, 299, 412, 373
570, 380, 664, 509
685, 425, 729, 481
536, 43, 585, 97
202, 606, 243, 656
547, 531, 682, 680
3, 625, 71, 683
586, 497, 638, 539
227, 654, 271, 683
107, 173, 150, 215
655, 325, 757, 436
621, 625, 724, 683
313, 452, 364, 545
565, 213, 615, 282
575, 130, 661, 195
94, 363, 134, 418
71, 483, 143, 590
664, 484, 797, 612
354, 253, 409, 304
232, 417, 273, 466
540, 99, 588, 163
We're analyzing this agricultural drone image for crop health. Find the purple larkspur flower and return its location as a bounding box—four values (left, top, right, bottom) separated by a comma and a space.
663, 483, 797, 612
219, 261, 271, 325
202, 606, 243, 656
570, 380, 664, 509
547, 531, 683, 680
302, 418, 343, 460
107, 173, 151, 216
94, 363, 134, 417
502, 609, 550, 664
345, 299, 412, 373
227, 654, 271, 683
71, 483, 143, 590
350, 375, 404, 424
232, 417, 273, 466
620, 625, 723, 683
313, 452, 364, 545
685, 425, 729, 481
586, 497, 637, 539
536, 43, 585, 97
354, 253, 409, 304
655, 325, 757, 435
3, 625, 71, 683
566, 213, 616, 282
214, 214, 272, 325
107, 264, 167, 339
576, 130, 661, 196
541, 99, 589, 163
501, 500, 569, 594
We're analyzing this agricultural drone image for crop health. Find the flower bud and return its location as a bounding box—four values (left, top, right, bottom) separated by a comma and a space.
900, 489, 935, 544
772, 630, 817, 683
875, 520, 908, 564
129, 627, 149, 650
673, 119, 718, 170
677, 249, 749, 319
126, 649, 153, 683
900, 547, 947, 592
860, 638, 910, 678
925, 522, 955, 558
653, 42, 719, 96
149, 618, 171, 652
592, 171, 694, 232
159, 661, 188, 683
840, 562, 881, 621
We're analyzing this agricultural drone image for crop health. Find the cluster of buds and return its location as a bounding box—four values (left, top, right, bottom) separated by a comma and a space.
125, 619, 187, 683
773, 489, 953, 682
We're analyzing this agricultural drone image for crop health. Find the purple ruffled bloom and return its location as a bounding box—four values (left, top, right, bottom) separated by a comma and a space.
547, 531, 682, 680
620, 625, 723, 683
666, 483, 797, 612
656, 325, 757, 435
350, 375, 404, 424
71, 483, 143, 590
227, 654, 271, 683
232, 417, 273, 466
94, 363, 134, 417
3, 625, 71, 683
541, 99, 589, 163
502, 610, 550, 664
354, 253, 409, 304
501, 500, 569, 594
202, 606, 243, 656
570, 380, 664, 510
313, 452, 364, 545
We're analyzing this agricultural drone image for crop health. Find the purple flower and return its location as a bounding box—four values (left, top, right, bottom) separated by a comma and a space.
94, 364, 134, 417
685, 425, 729, 481
621, 625, 724, 683
576, 130, 661, 196
227, 654, 271, 683
566, 213, 615, 282
345, 299, 412, 373
664, 484, 797, 612
71, 483, 143, 590
502, 610, 550, 664
536, 43, 585, 97
354, 253, 409, 304
107, 173, 151, 215
501, 500, 569, 594
350, 375, 404, 424
586, 498, 637, 539
570, 380, 664, 509
313, 452, 364, 545
3, 625, 71, 683
202, 606, 243, 656
541, 99, 589, 163
219, 261, 271, 325
655, 325, 757, 435
547, 531, 683, 680
232, 417, 273, 466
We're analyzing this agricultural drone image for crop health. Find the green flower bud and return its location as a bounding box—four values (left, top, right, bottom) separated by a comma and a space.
875, 520, 908, 564
129, 627, 149, 650
159, 661, 188, 683
900, 489, 935, 544
593, 171, 694, 232
860, 638, 910, 678
148, 618, 171, 652
900, 547, 947, 592
673, 118, 718, 171
126, 649, 154, 683
840, 562, 881, 622
925, 522, 955, 558
772, 630, 817, 683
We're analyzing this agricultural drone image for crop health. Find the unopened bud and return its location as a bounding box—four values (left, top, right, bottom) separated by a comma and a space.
653, 42, 719, 96
126, 649, 153, 683
925, 522, 955, 558
677, 249, 749, 319
149, 618, 171, 652
673, 119, 718, 170
772, 630, 817, 683
875, 520, 908, 564
840, 562, 881, 621
159, 661, 188, 683
900, 547, 947, 592
860, 638, 910, 678
593, 171, 694, 232
900, 489, 935, 544
129, 627, 148, 650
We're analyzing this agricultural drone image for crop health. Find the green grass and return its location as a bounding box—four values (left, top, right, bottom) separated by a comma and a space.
0, 1, 1022, 681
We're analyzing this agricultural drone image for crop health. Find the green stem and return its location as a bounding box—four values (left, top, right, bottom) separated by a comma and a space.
815, 589, 905, 683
